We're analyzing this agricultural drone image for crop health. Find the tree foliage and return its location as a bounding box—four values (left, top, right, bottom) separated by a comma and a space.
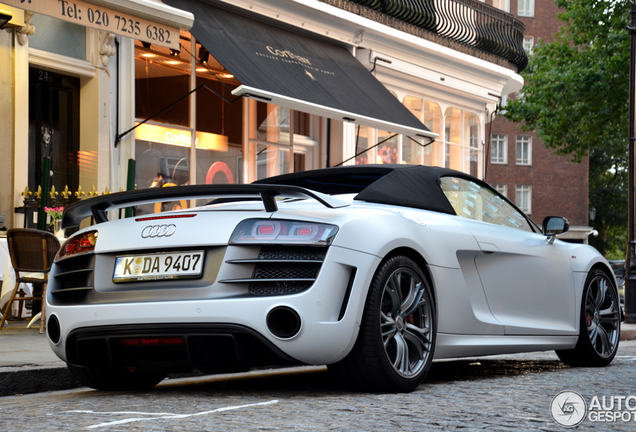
504, 0, 630, 257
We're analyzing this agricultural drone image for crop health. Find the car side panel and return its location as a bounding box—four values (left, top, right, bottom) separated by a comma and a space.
460, 219, 577, 335
327, 208, 506, 336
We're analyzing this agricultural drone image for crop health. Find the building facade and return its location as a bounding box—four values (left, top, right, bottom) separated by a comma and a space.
485, 0, 591, 242
0, 0, 527, 228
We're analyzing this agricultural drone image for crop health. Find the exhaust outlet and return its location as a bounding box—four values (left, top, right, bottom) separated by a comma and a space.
47, 314, 61, 344
266, 307, 301, 339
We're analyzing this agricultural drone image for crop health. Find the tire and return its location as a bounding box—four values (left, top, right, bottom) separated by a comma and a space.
556, 268, 621, 367
328, 255, 436, 392
68, 364, 166, 391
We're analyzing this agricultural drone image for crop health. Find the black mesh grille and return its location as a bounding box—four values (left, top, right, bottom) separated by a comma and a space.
52, 254, 95, 303
60, 272, 91, 288
253, 263, 320, 280
225, 246, 328, 296
57, 254, 93, 272
249, 282, 314, 296
55, 289, 91, 304
258, 246, 326, 261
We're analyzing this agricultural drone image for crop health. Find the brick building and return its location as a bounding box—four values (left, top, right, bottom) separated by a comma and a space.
486, 0, 592, 242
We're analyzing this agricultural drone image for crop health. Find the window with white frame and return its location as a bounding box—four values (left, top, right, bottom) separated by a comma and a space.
518, 0, 534, 17
523, 36, 534, 53
516, 135, 532, 165
491, 134, 507, 164
492, 0, 510, 12
516, 184, 532, 214
493, 183, 507, 197
398, 95, 482, 176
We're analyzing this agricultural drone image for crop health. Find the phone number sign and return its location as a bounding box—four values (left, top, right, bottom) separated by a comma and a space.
5, 0, 180, 49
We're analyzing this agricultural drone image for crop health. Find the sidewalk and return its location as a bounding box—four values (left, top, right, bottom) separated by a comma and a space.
0, 327, 79, 396
1, 323, 636, 397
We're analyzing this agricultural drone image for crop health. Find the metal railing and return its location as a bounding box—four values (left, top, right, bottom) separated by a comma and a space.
349, 0, 528, 71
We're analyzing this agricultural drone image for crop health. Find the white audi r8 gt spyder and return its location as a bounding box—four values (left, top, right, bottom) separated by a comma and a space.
46, 165, 620, 392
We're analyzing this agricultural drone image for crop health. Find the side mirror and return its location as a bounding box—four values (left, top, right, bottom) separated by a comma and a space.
542, 216, 570, 244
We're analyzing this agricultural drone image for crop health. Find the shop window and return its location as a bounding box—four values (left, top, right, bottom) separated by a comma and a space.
135, 37, 193, 127
354, 96, 481, 174
445, 108, 462, 145
251, 102, 291, 145
355, 126, 372, 165
401, 96, 423, 165
465, 113, 480, 177
247, 100, 321, 180
376, 130, 399, 164
492, 0, 510, 12
133, 32, 243, 208
423, 101, 443, 167
293, 111, 312, 136
256, 143, 290, 180
491, 134, 507, 164
516, 135, 532, 165
443, 107, 480, 174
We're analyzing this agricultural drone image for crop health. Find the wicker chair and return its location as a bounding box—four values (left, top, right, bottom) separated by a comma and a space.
0, 229, 60, 333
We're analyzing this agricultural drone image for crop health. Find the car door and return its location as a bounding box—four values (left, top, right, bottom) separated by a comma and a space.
440, 176, 577, 336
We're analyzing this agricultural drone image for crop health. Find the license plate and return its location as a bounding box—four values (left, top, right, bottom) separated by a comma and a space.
113, 251, 204, 283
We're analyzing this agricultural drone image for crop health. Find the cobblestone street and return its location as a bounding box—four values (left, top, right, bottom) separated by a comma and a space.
1, 342, 635, 431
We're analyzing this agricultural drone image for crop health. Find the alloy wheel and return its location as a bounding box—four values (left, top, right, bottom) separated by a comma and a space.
380, 268, 433, 378
585, 273, 620, 358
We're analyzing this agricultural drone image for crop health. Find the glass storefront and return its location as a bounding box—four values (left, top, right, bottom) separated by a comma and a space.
132, 30, 483, 210
134, 33, 241, 196
133, 31, 326, 195
368, 95, 482, 173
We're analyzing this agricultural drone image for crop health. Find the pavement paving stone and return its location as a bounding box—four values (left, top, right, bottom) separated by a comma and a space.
0, 322, 635, 397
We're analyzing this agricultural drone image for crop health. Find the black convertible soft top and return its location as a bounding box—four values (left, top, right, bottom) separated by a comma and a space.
254, 164, 479, 215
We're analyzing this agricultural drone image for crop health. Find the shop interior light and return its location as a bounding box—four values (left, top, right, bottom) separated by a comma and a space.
198, 46, 210, 64
134, 40, 238, 84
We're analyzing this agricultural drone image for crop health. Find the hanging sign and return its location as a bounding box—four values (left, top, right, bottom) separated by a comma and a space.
134, 123, 228, 152
2, 0, 180, 49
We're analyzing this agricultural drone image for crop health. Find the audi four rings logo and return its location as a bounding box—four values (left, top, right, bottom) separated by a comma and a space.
141, 224, 177, 238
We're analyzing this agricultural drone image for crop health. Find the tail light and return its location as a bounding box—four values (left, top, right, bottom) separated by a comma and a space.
56, 230, 98, 261
230, 219, 338, 246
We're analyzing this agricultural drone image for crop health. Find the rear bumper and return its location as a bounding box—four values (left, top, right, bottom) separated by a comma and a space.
64, 323, 298, 373
46, 246, 381, 367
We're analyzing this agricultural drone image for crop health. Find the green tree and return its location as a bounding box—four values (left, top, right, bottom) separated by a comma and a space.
504, 0, 630, 257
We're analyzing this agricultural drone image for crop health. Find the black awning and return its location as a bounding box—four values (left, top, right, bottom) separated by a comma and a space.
163, 0, 435, 138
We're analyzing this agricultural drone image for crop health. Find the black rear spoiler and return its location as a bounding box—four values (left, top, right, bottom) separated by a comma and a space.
62, 184, 348, 228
